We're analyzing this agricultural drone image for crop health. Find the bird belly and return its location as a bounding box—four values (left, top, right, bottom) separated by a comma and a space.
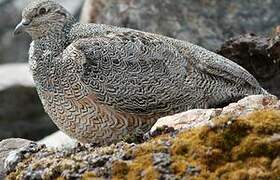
38, 89, 157, 145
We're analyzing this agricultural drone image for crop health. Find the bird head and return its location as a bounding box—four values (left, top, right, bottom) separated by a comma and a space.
14, 0, 75, 39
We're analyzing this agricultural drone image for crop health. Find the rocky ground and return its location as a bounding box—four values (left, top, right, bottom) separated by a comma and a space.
1, 95, 280, 180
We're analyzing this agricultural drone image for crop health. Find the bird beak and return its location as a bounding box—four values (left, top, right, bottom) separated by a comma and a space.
14, 19, 31, 36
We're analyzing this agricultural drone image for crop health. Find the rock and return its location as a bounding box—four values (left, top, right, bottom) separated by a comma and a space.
221, 95, 279, 117
0, 64, 57, 141
4, 141, 44, 175
81, 0, 280, 50
12, 0, 83, 14
4, 95, 280, 179
151, 95, 279, 132
217, 30, 280, 97
38, 131, 77, 149
150, 108, 222, 132
0, 63, 34, 90
55, 0, 84, 15
0, 138, 32, 179
0, 1, 30, 64
0, 0, 84, 64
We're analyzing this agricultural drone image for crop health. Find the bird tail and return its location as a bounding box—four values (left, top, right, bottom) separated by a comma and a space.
261, 88, 271, 95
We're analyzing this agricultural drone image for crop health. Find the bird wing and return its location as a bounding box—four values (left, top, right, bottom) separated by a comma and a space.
67, 31, 192, 114
174, 41, 261, 88
64, 30, 263, 115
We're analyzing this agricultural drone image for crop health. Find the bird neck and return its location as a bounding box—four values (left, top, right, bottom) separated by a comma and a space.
34, 21, 74, 54
30, 21, 75, 91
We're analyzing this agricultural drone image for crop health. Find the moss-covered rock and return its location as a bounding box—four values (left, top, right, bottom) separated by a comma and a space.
5, 107, 280, 179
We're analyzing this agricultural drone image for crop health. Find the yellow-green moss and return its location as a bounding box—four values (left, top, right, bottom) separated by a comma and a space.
232, 134, 280, 160
126, 154, 159, 180
112, 160, 129, 180
171, 141, 189, 156
82, 172, 101, 180
242, 110, 280, 134
121, 109, 280, 179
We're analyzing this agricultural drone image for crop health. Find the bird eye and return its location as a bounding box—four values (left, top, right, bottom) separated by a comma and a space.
39, 8, 47, 15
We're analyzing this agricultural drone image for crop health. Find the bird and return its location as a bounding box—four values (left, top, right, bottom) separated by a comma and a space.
14, 0, 267, 145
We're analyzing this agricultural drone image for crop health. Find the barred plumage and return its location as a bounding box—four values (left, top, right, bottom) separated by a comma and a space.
15, 0, 267, 144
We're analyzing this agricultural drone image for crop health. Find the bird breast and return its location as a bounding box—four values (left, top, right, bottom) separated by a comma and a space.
28, 42, 37, 72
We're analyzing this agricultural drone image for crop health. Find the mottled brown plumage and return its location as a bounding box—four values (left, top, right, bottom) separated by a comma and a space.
15, 0, 267, 145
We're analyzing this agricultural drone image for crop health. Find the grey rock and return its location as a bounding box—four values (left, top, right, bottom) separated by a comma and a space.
4, 141, 134, 179
153, 153, 172, 176
4, 141, 44, 175
0, 64, 57, 141
0, 1, 30, 64
0, 85, 58, 141
89, 155, 110, 168
81, 0, 280, 50
0, 138, 32, 179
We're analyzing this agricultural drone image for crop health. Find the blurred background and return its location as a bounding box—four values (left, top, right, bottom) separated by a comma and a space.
0, 0, 279, 141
